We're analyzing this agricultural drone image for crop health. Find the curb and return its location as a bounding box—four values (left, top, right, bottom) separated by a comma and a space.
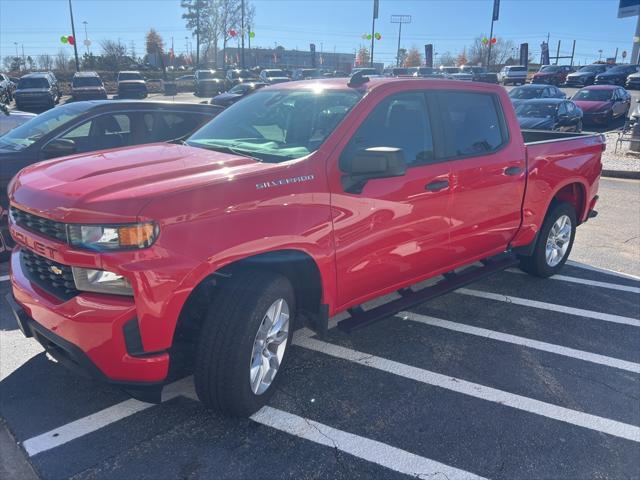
601, 169, 640, 180
0, 421, 39, 480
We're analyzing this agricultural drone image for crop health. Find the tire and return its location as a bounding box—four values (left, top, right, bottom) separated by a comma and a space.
194, 269, 296, 417
519, 201, 577, 278
575, 120, 583, 133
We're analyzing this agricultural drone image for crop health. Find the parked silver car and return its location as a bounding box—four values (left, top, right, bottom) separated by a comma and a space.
498, 65, 528, 85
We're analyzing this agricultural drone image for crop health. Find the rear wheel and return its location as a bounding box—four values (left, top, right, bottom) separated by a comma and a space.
519, 201, 576, 278
575, 120, 583, 132
194, 270, 295, 417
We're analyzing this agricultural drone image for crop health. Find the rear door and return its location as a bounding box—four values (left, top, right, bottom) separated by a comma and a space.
434, 89, 526, 264
328, 90, 453, 308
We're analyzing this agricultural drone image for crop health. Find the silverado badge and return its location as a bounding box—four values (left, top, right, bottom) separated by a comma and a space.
50, 266, 63, 275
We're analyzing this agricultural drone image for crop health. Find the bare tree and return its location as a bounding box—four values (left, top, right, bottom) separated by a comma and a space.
356, 47, 370, 67
100, 39, 128, 72
467, 36, 515, 68
438, 51, 455, 66
2, 57, 14, 71
38, 54, 54, 70
55, 50, 69, 71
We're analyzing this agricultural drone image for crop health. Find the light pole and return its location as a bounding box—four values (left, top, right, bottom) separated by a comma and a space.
68, 0, 80, 71
391, 14, 411, 67
82, 21, 90, 54
241, 0, 245, 68
486, 0, 500, 68
370, 0, 379, 68
598, 49, 603, 61
13, 42, 19, 70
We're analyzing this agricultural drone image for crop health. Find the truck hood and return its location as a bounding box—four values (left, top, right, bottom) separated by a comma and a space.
9, 143, 262, 223
568, 72, 595, 79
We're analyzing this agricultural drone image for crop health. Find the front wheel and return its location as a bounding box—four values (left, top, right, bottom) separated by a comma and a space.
519, 201, 577, 278
194, 270, 296, 417
575, 120, 583, 133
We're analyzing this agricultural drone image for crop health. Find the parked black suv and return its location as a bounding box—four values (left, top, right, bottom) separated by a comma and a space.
14, 72, 60, 110
594, 64, 639, 86
117, 71, 148, 98
72, 71, 107, 100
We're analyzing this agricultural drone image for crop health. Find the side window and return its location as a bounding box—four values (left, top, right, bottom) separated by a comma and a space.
436, 91, 507, 158
340, 92, 434, 168
542, 88, 551, 98
152, 112, 210, 141
62, 120, 92, 139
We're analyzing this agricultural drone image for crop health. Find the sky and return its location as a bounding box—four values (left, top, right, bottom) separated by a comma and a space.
0, 0, 637, 67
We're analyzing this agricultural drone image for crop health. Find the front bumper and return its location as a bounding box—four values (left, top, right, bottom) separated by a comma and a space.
582, 111, 611, 125
9, 246, 169, 401
626, 79, 640, 89
14, 95, 53, 107
72, 90, 107, 100
530, 76, 555, 84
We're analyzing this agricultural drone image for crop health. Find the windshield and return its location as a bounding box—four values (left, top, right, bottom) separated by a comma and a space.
187, 88, 362, 163
508, 67, 527, 72
572, 89, 613, 101
515, 102, 558, 118
417, 67, 435, 75
73, 76, 102, 87
509, 87, 545, 99
539, 66, 561, 73
118, 72, 143, 81
392, 68, 408, 75
607, 65, 635, 74
579, 65, 606, 73
17, 77, 49, 89
442, 67, 460, 74
264, 70, 285, 77
198, 70, 224, 79
0, 103, 92, 152
229, 83, 253, 94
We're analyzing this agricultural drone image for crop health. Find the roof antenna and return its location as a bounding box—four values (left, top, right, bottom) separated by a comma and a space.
348, 70, 370, 87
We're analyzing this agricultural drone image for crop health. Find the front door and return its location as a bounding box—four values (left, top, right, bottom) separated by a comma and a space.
327, 90, 453, 309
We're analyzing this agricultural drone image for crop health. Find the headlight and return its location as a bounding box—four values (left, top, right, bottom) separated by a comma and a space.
72, 267, 133, 295
67, 222, 158, 251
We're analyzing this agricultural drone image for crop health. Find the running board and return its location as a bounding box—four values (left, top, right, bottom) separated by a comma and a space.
337, 253, 520, 333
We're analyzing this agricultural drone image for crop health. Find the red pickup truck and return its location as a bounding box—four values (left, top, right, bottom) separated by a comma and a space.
7, 76, 604, 417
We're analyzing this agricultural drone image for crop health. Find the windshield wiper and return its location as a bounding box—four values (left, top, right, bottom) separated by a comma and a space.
187, 142, 262, 162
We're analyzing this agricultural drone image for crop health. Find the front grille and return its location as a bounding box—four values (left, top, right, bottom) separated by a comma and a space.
11, 207, 67, 242
21, 249, 79, 300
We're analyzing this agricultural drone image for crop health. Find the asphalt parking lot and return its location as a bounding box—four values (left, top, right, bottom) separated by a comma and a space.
0, 178, 638, 480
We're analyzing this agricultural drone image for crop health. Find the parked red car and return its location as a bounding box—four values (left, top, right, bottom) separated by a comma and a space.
572, 85, 631, 126
530, 65, 574, 86
8, 77, 603, 417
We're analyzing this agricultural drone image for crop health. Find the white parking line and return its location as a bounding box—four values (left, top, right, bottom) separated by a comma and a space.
22, 376, 194, 456
566, 260, 640, 281
22, 375, 487, 479
252, 406, 487, 480
506, 269, 640, 294
398, 312, 640, 374
0, 275, 9, 282
293, 330, 640, 443
456, 288, 640, 327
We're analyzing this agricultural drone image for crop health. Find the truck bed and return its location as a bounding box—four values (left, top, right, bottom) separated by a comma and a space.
522, 129, 603, 145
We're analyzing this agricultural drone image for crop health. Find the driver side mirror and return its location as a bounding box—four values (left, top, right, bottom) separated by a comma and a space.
42, 138, 77, 159
341, 147, 406, 194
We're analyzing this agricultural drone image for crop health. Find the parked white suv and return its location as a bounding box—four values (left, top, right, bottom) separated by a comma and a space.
498, 65, 528, 85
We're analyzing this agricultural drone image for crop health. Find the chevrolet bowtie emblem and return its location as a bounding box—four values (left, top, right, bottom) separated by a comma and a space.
50, 266, 63, 275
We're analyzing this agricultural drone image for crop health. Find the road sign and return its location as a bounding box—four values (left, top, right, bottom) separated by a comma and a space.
618, 0, 640, 18
493, 0, 500, 21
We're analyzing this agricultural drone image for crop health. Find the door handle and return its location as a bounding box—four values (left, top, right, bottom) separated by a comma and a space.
504, 166, 524, 176
425, 180, 449, 192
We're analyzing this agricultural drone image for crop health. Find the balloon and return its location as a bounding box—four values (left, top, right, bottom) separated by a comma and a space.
481, 37, 488, 45
84, 39, 91, 47
361, 34, 368, 39
68, 35, 75, 45
249, 31, 255, 38
60, 35, 68, 44
374, 32, 381, 40
491, 37, 497, 44
366, 34, 372, 40
229, 29, 237, 37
